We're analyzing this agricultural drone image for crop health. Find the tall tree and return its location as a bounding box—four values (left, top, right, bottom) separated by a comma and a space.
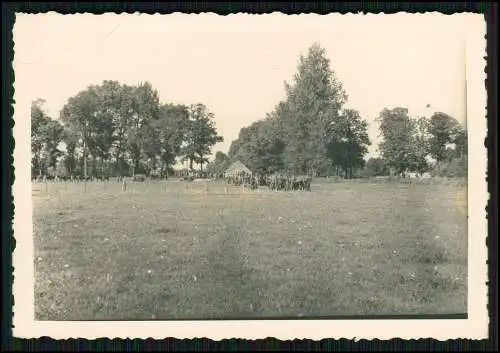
255, 118, 286, 174
376, 107, 417, 176
153, 103, 189, 175
428, 112, 460, 166
227, 122, 260, 169
112, 84, 135, 175
127, 81, 161, 174
61, 124, 80, 176
41, 119, 64, 171
228, 117, 285, 174
31, 99, 64, 177
326, 108, 371, 179
281, 43, 348, 175
92, 80, 123, 176
60, 85, 102, 177
407, 116, 431, 175
31, 99, 51, 177
181, 104, 223, 171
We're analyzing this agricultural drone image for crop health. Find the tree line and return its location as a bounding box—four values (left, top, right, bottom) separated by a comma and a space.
32, 43, 467, 181
207, 43, 467, 179
373, 107, 467, 178
31, 81, 223, 179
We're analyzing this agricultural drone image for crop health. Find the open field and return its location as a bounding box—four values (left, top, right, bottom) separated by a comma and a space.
32, 179, 468, 320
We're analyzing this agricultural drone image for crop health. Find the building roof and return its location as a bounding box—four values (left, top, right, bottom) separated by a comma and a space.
224, 160, 252, 176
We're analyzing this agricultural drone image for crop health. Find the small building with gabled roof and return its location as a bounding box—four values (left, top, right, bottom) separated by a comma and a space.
224, 160, 252, 178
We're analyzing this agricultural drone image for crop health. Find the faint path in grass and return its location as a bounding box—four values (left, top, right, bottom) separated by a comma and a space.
194, 218, 268, 318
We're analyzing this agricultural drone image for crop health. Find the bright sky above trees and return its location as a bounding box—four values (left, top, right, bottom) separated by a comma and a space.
15, 13, 480, 159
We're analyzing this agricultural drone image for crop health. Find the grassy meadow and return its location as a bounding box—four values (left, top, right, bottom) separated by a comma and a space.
32, 178, 468, 320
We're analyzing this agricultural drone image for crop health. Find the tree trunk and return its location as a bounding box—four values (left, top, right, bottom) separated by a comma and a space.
92, 155, 97, 177
83, 151, 88, 178
37, 150, 42, 177
134, 158, 140, 176
349, 165, 353, 179
70, 153, 75, 175
115, 150, 121, 176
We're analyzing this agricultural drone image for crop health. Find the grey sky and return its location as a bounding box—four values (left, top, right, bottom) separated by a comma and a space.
15, 13, 474, 160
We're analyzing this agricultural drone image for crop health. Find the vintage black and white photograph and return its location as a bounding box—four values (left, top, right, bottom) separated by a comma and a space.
12, 12, 487, 339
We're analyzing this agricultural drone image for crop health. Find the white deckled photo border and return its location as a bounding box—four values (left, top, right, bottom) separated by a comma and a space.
11, 12, 488, 340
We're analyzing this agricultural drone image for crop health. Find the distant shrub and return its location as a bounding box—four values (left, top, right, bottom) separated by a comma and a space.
431, 157, 467, 178
361, 157, 390, 178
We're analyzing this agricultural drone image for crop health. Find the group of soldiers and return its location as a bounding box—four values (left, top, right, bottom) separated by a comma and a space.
265, 174, 312, 191
227, 172, 312, 192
